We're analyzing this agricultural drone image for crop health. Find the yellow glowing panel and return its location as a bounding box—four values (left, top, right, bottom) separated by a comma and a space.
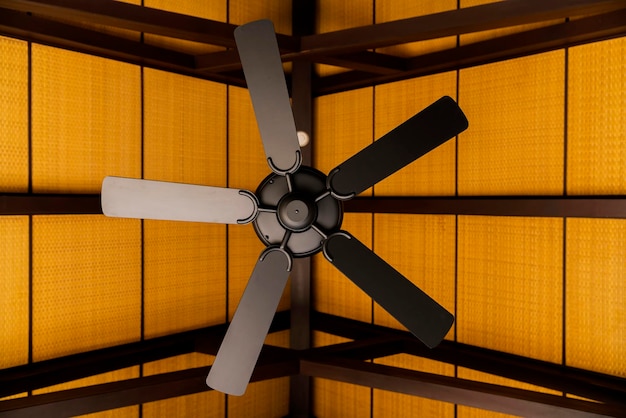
374, 73, 457, 196
143, 353, 224, 418
0, 37, 28, 192
373, 214, 455, 340
144, 0, 227, 54
376, 0, 457, 57
228, 224, 290, 318
457, 216, 562, 363
228, 86, 272, 191
34, 367, 139, 418
314, 88, 373, 195
316, 0, 373, 76
31, 46, 141, 193
313, 332, 371, 417
313, 213, 373, 322
229, 0, 292, 35
144, 69, 227, 186
144, 221, 226, 338
567, 38, 626, 194
227, 377, 289, 417
566, 219, 626, 377
0, 217, 29, 369
32, 216, 141, 361
374, 354, 455, 418
460, 0, 562, 46
458, 51, 565, 195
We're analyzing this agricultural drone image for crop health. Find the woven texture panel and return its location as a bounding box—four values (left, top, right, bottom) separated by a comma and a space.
32, 216, 141, 361
315, 0, 373, 76
373, 214, 456, 339
457, 216, 563, 363
566, 219, 626, 377
567, 38, 626, 194
0, 217, 29, 369
458, 51, 565, 195
374, 73, 457, 196
0, 36, 28, 192
313, 213, 373, 323
229, 0, 292, 34
313, 332, 371, 417
375, 0, 457, 57
143, 353, 223, 418
314, 88, 373, 195
374, 354, 455, 418
31, 46, 141, 193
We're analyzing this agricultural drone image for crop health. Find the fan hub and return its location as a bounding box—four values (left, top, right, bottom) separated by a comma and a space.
253, 166, 343, 257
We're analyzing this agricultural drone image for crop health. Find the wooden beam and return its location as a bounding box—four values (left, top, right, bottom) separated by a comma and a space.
0, 311, 290, 398
315, 9, 626, 95
312, 312, 626, 407
0, 8, 247, 87
343, 196, 626, 219
300, 0, 626, 56
300, 356, 623, 417
0, 356, 298, 418
0, 194, 102, 215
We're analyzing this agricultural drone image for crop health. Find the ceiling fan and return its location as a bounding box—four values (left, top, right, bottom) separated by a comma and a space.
101, 19, 468, 396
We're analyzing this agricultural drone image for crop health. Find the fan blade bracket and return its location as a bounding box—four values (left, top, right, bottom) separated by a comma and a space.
267, 149, 302, 177
326, 167, 355, 201
236, 189, 261, 224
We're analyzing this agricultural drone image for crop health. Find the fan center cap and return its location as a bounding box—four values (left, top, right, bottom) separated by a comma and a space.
277, 195, 316, 231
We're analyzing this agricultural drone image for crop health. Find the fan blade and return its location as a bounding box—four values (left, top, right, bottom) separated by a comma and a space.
101, 176, 258, 224
323, 232, 454, 348
328, 96, 468, 199
206, 248, 292, 396
234, 20, 301, 175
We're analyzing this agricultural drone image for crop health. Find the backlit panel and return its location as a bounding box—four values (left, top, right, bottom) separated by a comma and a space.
457, 216, 562, 363
567, 38, 626, 194
374, 73, 457, 196
0, 36, 28, 192
143, 353, 223, 418
314, 88, 373, 195
375, 0, 457, 57
374, 354, 455, 418
31, 46, 141, 193
229, 0, 292, 35
0, 217, 29, 369
32, 216, 141, 361
458, 51, 565, 195
373, 214, 455, 341
566, 219, 626, 377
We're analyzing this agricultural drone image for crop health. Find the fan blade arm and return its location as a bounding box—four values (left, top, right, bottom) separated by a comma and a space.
323, 231, 454, 348
328, 96, 468, 199
206, 247, 292, 396
234, 19, 301, 175
101, 176, 258, 224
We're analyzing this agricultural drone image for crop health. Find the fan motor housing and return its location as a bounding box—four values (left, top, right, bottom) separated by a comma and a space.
253, 166, 343, 257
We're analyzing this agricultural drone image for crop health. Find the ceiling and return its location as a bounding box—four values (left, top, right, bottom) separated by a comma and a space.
0, 0, 625, 417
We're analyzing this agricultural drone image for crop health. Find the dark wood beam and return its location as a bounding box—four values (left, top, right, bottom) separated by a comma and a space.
300, 0, 626, 57
343, 196, 626, 219
0, 194, 102, 215
312, 312, 626, 407
0, 8, 247, 87
0, 354, 298, 418
315, 9, 626, 95
300, 356, 624, 417
0, 311, 290, 398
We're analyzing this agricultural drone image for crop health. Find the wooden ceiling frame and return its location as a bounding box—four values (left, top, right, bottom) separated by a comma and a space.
2, 0, 626, 416
2, 311, 626, 417
0, 0, 625, 94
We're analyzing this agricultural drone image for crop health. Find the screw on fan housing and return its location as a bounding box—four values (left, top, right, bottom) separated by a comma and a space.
253, 166, 343, 257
